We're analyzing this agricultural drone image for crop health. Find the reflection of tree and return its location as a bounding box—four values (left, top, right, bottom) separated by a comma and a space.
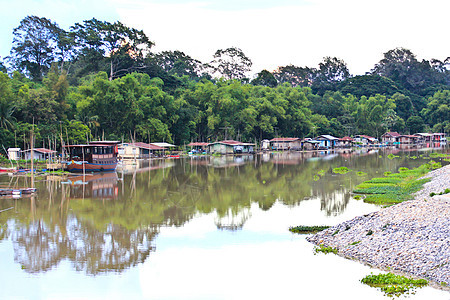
11, 216, 156, 275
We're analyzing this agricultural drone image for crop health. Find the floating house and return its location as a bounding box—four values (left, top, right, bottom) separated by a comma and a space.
301, 139, 320, 150
152, 142, 176, 149
337, 136, 354, 148
261, 139, 270, 150
354, 135, 378, 146
381, 132, 401, 144
269, 138, 301, 150
432, 133, 446, 142
187, 142, 209, 153
207, 140, 255, 154
23, 148, 57, 160
7, 148, 21, 160
118, 142, 164, 159
315, 135, 339, 149
397, 135, 419, 144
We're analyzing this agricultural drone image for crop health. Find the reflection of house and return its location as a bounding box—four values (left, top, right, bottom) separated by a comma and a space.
381, 132, 401, 144
66, 172, 119, 199
207, 140, 254, 154
118, 142, 164, 159
23, 148, 57, 160
187, 142, 208, 153
337, 136, 354, 148
354, 135, 378, 145
269, 138, 301, 150
315, 135, 339, 149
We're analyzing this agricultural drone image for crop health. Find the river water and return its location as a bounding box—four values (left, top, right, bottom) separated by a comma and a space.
0, 147, 449, 300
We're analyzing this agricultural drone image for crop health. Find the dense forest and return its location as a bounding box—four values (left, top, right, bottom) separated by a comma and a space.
0, 16, 449, 150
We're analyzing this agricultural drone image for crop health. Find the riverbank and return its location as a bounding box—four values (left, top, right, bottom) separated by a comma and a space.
307, 164, 450, 288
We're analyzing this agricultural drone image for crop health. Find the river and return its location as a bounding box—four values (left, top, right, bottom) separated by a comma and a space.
0, 147, 449, 299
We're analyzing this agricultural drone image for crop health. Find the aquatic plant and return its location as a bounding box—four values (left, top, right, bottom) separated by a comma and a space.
429, 188, 450, 197
353, 195, 362, 200
387, 153, 399, 159
332, 166, 351, 174
361, 273, 428, 297
317, 169, 326, 177
313, 175, 320, 181
314, 245, 337, 255
289, 225, 330, 234
356, 171, 367, 176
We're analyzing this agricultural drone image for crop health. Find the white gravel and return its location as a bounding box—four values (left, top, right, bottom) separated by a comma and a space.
307, 164, 450, 287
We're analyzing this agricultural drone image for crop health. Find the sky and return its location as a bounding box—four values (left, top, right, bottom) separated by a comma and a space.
1, 0, 449, 76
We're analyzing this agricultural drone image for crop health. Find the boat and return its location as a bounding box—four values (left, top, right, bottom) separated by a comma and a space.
0, 167, 16, 173
0, 188, 37, 196
64, 141, 120, 172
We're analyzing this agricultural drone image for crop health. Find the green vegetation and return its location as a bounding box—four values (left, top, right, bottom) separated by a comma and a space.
289, 225, 330, 234
353, 162, 439, 205
429, 188, 450, 197
353, 195, 362, 200
0, 16, 449, 156
332, 167, 351, 174
387, 153, 399, 160
356, 171, 367, 176
361, 273, 428, 297
349, 241, 361, 246
314, 245, 338, 255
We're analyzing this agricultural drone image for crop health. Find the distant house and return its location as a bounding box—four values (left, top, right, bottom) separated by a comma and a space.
315, 135, 339, 149
397, 135, 418, 144
207, 140, 255, 154
354, 135, 378, 145
413, 133, 433, 144
337, 136, 354, 148
381, 132, 401, 144
269, 138, 301, 150
118, 142, 164, 159
432, 133, 446, 142
261, 139, 270, 150
23, 148, 57, 160
301, 139, 320, 150
187, 142, 209, 153
151, 142, 176, 149
7, 148, 21, 160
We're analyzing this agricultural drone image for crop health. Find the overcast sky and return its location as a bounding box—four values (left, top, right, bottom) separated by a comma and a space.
1, 0, 449, 76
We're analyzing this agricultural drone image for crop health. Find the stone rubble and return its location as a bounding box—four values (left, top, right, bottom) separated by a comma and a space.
307, 164, 450, 287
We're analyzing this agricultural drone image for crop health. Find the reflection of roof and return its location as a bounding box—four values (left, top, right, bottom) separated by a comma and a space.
269, 138, 300, 142
151, 142, 176, 148
23, 148, 56, 154
188, 142, 209, 146
122, 142, 164, 150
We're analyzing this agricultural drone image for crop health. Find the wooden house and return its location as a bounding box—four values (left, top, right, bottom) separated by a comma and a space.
413, 133, 433, 144
432, 133, 446, 142
207, 140, 255, 154
187, 142, 209, 153
7, 148, 21, 160
354, 135, 378, 146
118, 142, 164, 159
337, 136, 354, 148
23, 148, 57, 160
315, 135, 339, 149
397, 135, 418, 144
381, 132, 401, 144
301, 139, 320, 150
269, 138, 301, 150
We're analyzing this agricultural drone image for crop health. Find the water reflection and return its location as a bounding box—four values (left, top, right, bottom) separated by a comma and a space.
0, 147, 448, 276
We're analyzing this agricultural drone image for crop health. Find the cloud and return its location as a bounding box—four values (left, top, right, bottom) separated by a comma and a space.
115, 0, 449, 76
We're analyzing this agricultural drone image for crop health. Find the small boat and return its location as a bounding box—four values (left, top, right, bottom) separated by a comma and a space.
64, 141, 120, 172
0, 188, 37, 196
0, 167, 16, 173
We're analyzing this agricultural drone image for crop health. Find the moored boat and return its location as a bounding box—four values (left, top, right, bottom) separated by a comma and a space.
64, 141, 120, 172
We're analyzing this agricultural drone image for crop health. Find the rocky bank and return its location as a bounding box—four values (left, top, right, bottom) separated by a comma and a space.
307, 164, 450, 287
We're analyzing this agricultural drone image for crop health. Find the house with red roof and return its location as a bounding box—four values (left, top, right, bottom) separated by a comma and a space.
23, 148, 57, 160
118, 142, 164, 159
381, 132, 401, 144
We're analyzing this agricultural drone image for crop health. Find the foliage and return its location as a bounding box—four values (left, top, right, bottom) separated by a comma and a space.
332, 166, 351, 174
314, 244, 338, 255
289, 225, 330, 234
361, 272, 428, 297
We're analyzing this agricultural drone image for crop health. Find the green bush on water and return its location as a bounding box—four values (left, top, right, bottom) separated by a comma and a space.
361, 273, 428, 297
353, 162, 439, 205
332, 166, 351, 174
289, 225, 330, 234
314, 245, 338, 255
387, 153, 399, 159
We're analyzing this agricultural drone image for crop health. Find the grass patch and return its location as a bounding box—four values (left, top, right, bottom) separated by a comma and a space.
289, 225, 330, 234
332, 166, 351, 174
314, 244, 337, 255
353, 162, 437, 205
361, 273, 428, 297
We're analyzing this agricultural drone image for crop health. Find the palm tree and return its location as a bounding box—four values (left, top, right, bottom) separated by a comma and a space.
0, 99, 16, 130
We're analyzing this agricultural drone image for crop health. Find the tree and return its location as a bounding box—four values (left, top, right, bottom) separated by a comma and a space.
406, 115, 425, 134
9, 16, 61, 81
273, 65, 313, 87
210, 47, 252, 80
152, 50, 207, 79
251, 70, 277, 87
312, 57, 351, 94
71, 18, 154, 80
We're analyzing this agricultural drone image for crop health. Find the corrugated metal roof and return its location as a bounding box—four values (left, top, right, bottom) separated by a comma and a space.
269, 138, 300, 142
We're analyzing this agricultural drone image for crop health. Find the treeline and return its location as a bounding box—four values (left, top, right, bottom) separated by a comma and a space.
0, 16, 449, 150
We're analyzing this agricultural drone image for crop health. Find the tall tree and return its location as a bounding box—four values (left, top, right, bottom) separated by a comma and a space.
9, 16, 61, 81
210, 47, 252, 80
251, 70, 278, 87
273, 65, 313, 87
312, 56, 351, 94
